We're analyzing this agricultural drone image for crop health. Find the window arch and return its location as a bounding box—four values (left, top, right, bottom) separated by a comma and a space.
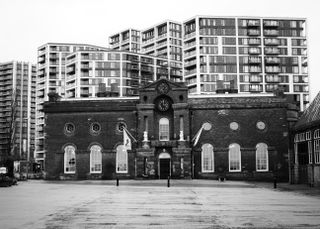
90, 145, 102, 173
201, 144, 214, 172
256, 143, 268, 171
229, 143, 241, 172
64, 145, 76, 174
116, 145, 128, 173
159, 118, 169, 141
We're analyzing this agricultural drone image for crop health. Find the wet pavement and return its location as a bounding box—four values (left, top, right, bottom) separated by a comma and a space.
1, 179, 320, 228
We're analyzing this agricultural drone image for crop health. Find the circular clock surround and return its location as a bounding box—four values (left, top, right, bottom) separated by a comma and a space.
157, 97, 171, 112
157, 82, 170, 94
256, 121, 266, 130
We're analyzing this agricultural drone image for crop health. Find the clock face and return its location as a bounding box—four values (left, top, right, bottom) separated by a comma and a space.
157, 82, 169, 94
157, 98, 170, 111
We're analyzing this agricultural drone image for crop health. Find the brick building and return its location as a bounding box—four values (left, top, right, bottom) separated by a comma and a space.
44, 79, 297, 180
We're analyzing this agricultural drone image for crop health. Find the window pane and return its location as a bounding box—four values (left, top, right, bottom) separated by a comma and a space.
64, 145, 76, 173
202, 144, 214, 172
159, 118, 169, 141
256, 143, 268, 171
116, 145, 128, 173
229, 144, 241, 171
90, 145, 102, 173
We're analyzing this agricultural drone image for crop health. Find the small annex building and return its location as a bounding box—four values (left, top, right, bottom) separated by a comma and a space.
44, 79, 298, 181
291, 92, 320, 186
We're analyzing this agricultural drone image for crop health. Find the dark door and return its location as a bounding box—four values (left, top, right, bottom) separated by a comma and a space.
159, 159, 170, 179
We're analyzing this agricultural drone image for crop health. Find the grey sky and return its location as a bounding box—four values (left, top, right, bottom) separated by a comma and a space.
1, 0, 319, 99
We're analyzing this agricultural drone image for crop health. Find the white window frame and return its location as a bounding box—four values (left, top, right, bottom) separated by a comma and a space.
90, 145, 102, 174
314, 129, 320, 139
229, 143, 241, 172
64, 145, 76, 174
256, 143, 269, 172
201, 144, 214, 172
116, 145, 128, 173
308, 141, 313, 164
314, 139, 320, 164
306, 131, 311, 140
159, 118, 169, 141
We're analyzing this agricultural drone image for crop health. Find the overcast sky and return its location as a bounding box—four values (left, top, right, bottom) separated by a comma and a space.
1, 0, 319, 99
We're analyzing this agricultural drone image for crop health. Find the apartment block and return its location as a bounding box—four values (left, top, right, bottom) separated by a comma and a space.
141, 20, 183, 82
36, 43, 109, 167
0, 61, 36, 166
183, 16, 308, 110
109, 29, 141, 53
108, 16, 309, 111
65, 50, 182, 98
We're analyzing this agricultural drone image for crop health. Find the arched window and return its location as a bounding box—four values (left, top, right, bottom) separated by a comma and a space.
201, 144, 214, 172
64, 145, 76, 174
256, 143, 268, 171
90, 145, 102, 173
116, 145, 128, 173
159, 118, 169, 141
229, 143, 241, 172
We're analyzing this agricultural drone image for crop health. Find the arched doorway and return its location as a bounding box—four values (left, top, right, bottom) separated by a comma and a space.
158, 150, 171, 179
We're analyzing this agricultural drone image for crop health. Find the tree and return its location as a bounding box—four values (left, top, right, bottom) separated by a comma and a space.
1, 89, 19, 177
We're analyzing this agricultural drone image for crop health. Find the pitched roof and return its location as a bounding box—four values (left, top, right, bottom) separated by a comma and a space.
295, 91, 320, 129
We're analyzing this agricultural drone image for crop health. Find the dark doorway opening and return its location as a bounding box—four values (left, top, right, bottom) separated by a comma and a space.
159, 158, 170, 179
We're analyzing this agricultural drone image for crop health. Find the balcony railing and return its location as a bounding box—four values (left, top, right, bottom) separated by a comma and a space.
264, 38, 280, 46
247, 29, 260, 36
247, 20, 260, 27
264, 48, 280, 55
264, 20, 279, 27
264, 30, 279, 36
265, 57, 280, 65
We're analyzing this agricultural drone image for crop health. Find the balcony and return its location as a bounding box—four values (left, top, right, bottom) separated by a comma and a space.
265, 75, 281, 83
264, 38, 280, 46
247, 29, 260, 36
184, 59, 197, 67
264, 20, 279, 27
264, 30, 279, 36
264, 47, 280, 55
248, 57, 261, 64
265, 57, 280, 65
66, 66, 76, 74
184, 31, 196, 40
249, 85, 263, 92
248, 38, 261, 45
249, 75, 262, 83
141, 65, 153, 73
249, 67, 261, 73
247, 20, 260, 27
248, 48, 261, 55
128, 64, 139, 71
265, 67, 281, 74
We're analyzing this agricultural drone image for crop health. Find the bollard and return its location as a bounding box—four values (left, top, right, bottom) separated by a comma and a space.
116, 178, 119, 186
167, 176, 170, 187
273, 177, 277, 189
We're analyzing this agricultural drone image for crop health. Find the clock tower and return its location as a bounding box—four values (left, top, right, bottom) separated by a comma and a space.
135, 79, 192, 179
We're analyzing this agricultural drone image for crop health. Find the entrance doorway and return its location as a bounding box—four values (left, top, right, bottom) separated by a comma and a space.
159, 151, 171, 179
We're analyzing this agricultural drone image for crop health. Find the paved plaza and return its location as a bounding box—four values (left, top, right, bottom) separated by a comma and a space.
1, 180, 320, 228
